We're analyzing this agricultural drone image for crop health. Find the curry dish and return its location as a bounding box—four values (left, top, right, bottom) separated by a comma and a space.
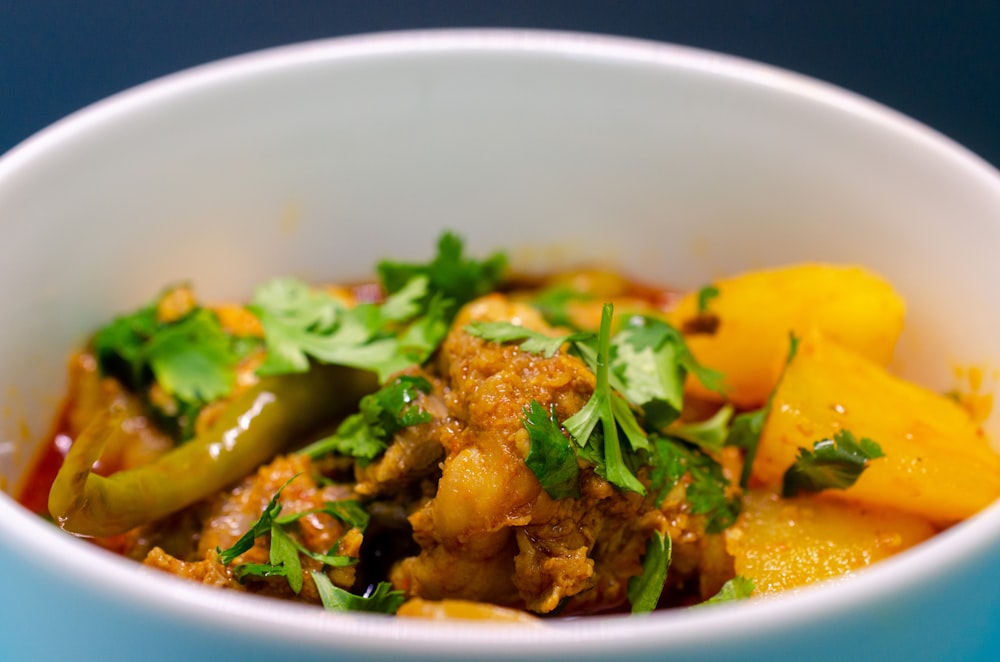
20, 233, 1000, 619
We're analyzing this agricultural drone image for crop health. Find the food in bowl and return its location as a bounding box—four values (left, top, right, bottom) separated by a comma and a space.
20, 231, 999, 619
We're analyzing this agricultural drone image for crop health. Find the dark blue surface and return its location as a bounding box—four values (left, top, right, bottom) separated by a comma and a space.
2, 1, 1000, 167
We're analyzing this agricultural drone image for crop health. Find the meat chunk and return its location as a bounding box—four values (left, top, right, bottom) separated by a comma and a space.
143, 454, 363, 603
389, 294, 677, 613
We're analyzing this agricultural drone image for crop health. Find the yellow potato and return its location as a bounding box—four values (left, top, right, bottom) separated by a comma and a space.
725, 490, 935, 594
669, 264, 905, 408
753, 331, 1000, 523
397, 598, 540, 623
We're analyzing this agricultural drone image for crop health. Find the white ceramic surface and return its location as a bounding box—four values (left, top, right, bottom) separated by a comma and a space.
2, 30, 1000, 661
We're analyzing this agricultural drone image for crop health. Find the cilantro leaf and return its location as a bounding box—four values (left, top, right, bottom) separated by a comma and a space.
268, 524, 304, 593
523, 400, 581, 499
91, 293, 245, 440
563, 304, 648, 495
726, 407, 768, 490
529, 286, 592, 328
146, 309, 240, 404
669, 405, 734, 453
298, 375, 433, 464
275, 500, 371, 532
465, 321, 590, 358
311, 572, 407, 614
696, 284, 720, 314
613, 316, 726, 428
216, 476, 295, 565
782, 430, 885, 497
726, 332, 800, 488
649, 436, 740, 533
250, 276, 436, 382
700, 576, 755, 605
233, 562, 289, 583
250, 234, 506, 383
628, 531, 672, 614
377, 231, 507, 306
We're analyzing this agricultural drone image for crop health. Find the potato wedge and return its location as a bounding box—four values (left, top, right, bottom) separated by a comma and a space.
725, 490, 935, 594
669, 264, 905, 408
753, 330, 1000, 523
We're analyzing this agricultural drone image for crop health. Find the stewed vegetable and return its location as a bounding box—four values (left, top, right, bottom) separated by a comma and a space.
20, 233, 1000, 618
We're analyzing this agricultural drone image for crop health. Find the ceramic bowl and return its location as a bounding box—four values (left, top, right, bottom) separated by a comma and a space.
2, 30, 1000, 661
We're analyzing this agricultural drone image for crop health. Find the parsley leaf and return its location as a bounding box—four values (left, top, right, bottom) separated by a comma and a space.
298, 375, 433, 464
782, 430, 885, 497
627, 531, 672, 614
311, 572, 407, 614
700, 576, 755, 605
523, 400, 581, 499
649, 436, 740, 533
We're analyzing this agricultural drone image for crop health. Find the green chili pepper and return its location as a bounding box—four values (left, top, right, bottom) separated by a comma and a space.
48, 366, 376, 537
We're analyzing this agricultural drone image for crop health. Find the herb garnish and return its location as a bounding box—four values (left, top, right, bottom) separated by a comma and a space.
310, 572, 407, 614
92, 295, 248, 440
782, 430, 885, 497
298, 375, 433, 464
469, 304, 730, 507
648, 436, 740, 533
700, 576, 755, 605
216, 477, 366, 595
248, 234, 506, 384
696, 284, 720, 314
523, 400, 581, 500
628, 531, 672, 614
725, 333, 800, 488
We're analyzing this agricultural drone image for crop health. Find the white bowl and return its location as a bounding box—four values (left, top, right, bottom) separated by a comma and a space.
3, 30, 1000, 661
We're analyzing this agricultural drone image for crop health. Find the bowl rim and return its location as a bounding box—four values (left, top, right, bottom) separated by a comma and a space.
3, 27, 1000, 657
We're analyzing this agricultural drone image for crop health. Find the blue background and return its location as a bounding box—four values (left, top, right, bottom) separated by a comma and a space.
2, 1, 999, 168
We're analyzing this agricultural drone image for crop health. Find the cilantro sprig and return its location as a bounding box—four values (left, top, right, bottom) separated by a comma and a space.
311, 572, 406, 615
700, 576, 755, 606
522, 400, 581, 500
92, 295, 249, 440
249, 233, 506, 384
563, 304, 650, 494
628, 531, 672, 614
469, 304, 729, 506
782, 430, 885, 497
648, 435, 740, 533
725, 333, 800, 488
216, 478, 369, 596
299, 375, 433, 465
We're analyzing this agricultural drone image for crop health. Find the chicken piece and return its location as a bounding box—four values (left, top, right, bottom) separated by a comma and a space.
144, 454, 362, 603
390, 294, 677, 613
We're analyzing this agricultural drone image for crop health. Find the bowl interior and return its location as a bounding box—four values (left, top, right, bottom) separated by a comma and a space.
3, 30, 1000, 661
